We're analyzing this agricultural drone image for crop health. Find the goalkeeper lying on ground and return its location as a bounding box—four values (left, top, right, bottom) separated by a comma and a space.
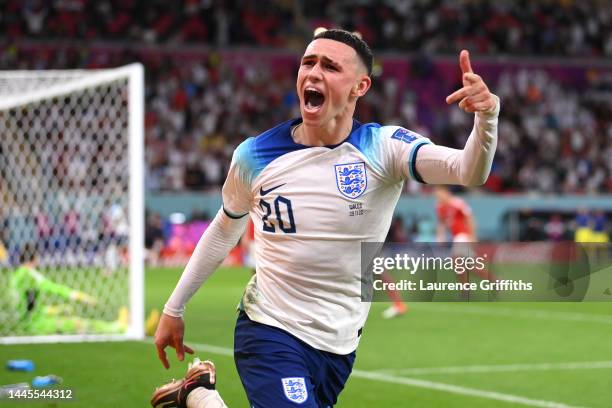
8, 243, 128, 335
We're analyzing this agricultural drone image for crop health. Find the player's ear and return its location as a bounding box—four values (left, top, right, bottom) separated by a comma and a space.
352, 75, 371, 98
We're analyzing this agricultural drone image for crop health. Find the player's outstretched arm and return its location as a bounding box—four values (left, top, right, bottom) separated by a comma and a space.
155, 207, 248, 368
416, 50, 500, 186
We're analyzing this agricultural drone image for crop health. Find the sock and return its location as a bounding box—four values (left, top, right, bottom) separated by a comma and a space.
186, 387, 228, 408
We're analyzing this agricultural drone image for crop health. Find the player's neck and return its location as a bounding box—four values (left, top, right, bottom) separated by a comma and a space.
295, 114, 354, 147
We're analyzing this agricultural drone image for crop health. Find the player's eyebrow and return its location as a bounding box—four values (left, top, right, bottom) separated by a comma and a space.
301, 54, 342, 69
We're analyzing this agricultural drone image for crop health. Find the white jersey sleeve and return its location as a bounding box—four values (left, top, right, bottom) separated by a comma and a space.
221, 139, 255, 218
375, 126, 433, 182
163, 208, 248, 317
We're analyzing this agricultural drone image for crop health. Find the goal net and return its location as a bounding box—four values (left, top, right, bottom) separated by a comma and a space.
0, 64, 144, 343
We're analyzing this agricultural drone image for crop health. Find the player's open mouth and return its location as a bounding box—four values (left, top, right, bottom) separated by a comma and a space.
304, 88, 325, 112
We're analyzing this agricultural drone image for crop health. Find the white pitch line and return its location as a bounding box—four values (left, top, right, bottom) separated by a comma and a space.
350, 370, 585, 408
376, 361, 612, 376
172, 340, 586, 408
409, 303, 612, 325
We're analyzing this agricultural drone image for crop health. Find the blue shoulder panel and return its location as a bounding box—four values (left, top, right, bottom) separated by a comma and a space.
235, 119, 309, 183
344, 122, 384, 172
252, 119, 310, 177
235, 119, 386, 183
233, 137, 258, 186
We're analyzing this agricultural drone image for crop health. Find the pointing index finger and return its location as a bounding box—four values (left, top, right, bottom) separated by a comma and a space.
459, 49, 473, 74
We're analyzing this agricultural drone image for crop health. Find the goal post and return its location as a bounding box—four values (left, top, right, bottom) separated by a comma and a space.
0, 64, 144, 344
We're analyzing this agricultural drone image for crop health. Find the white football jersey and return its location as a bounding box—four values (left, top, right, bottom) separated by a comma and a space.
223, 118, 432, 355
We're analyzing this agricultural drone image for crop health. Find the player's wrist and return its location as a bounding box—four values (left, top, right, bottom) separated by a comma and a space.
476, 94, 500, 118
162, 305, 183, 318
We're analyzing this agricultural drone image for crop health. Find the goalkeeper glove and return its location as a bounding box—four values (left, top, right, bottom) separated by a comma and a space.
70, 290, 97, 305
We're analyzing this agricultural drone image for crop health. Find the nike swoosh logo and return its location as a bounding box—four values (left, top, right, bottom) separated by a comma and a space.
260, 183, 286, 196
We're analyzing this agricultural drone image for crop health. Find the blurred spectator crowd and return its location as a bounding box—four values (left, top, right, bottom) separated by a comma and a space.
508, 208, 609, 243
451, 68, 612, 194
0, 0, 611, 195
2, 0, 611, 56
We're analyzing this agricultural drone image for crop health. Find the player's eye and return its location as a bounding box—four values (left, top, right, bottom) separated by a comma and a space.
302, 60, 315, 66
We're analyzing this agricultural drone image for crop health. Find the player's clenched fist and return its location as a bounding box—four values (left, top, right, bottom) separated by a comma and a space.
446, 50, 497, 114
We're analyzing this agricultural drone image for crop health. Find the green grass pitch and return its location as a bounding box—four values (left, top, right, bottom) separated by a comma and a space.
1, 266, 612, 407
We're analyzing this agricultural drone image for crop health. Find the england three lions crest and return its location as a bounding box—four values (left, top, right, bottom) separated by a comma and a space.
335, 161, 367, 199
282, 377, 308, 404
